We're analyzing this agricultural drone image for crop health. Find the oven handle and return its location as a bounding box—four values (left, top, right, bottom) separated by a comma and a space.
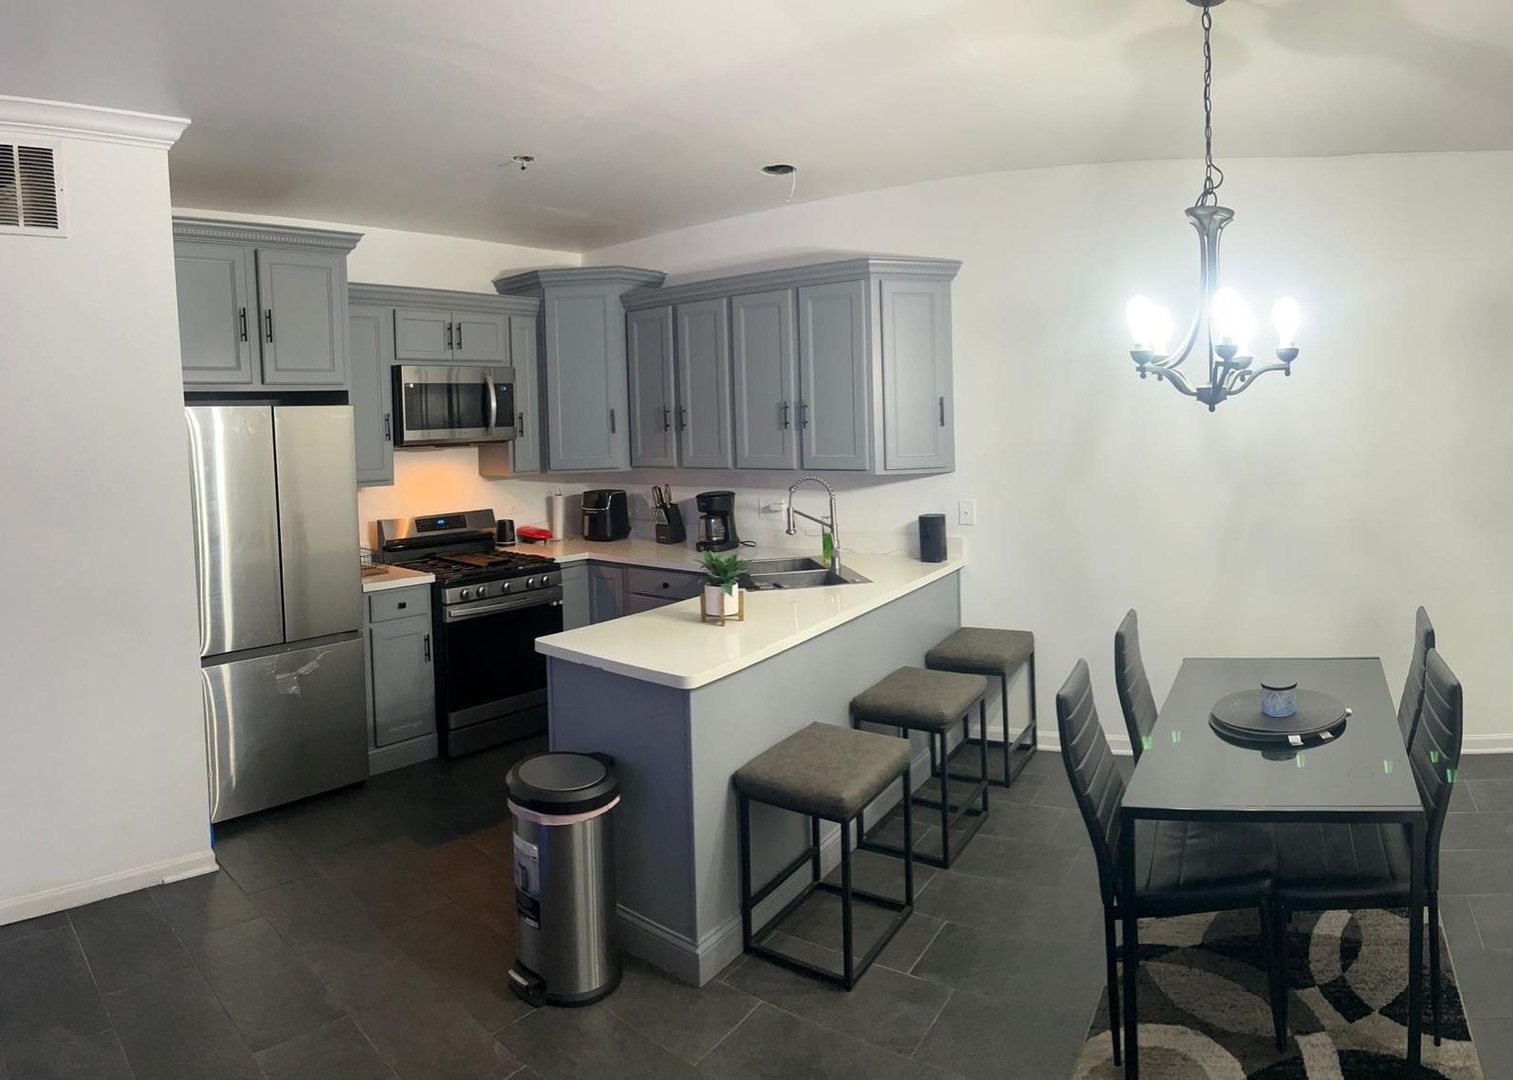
443, 588, 563, 623
485, 372, 498, 435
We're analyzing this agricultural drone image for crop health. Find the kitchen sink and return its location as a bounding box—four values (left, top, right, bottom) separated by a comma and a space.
741, 558, 870, 590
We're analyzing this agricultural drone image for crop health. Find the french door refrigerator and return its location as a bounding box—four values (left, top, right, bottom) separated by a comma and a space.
188, 405, 367, 823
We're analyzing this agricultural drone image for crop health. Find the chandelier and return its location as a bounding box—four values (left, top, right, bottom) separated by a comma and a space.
1125, 0, 1301, 412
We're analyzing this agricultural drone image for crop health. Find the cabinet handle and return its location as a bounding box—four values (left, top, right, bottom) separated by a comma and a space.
609, 408, 617, 434
238, 307, 248, 342
423, 633, 431, 662
677, 405, 688, 431
661, 582, 670, 589
383, 412, 391, 442
455, 322, 462, 349
939, 396, 945, 427
264, 309, 273, 343
446, 323, 453, 350
662, 407, 671, 432
397, 601, 407, 610
517, 411, 525, 437
799, 400, 809, 429
780, 401, 790, 430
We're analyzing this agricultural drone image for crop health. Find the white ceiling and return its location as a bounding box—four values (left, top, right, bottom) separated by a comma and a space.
6, 0, 1511, 250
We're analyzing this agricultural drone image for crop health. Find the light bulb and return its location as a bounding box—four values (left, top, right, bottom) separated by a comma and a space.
1272, 297, 1301, 347
1149, 306, 1174, 356
1126, 296, 1156, 350
1212, 288, 1256, 355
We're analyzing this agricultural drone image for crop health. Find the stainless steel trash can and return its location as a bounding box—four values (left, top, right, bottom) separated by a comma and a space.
506, 752, 621, 1007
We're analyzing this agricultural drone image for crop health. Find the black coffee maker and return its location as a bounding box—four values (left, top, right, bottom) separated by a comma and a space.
695, 491, 740, 551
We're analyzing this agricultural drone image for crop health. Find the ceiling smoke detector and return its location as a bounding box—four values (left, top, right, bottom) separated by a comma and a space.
510, 155, 536, 171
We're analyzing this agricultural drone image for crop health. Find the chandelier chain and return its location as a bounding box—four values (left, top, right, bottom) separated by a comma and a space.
1196, 4, 1224, 206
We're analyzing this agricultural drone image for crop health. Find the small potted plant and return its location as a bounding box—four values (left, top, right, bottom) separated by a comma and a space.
699, 551, 748, 624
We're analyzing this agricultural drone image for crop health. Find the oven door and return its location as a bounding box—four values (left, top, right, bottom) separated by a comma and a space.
394, 365, 516, 446
434, 590, 562, 755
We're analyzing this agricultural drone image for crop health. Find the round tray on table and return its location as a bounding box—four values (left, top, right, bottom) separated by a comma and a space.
1209, 689, 1348, 746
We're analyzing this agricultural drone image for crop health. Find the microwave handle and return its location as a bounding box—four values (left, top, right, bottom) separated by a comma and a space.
485, 372, 498, 434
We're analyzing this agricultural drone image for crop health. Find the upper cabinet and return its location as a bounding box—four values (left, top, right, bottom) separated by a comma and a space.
622, 257, 960, 475
394, 307, 508, 364
493, 267, 665, 473
174, 219, 361, 391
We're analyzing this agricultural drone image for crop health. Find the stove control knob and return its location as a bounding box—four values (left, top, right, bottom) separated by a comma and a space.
459, 588, 472, 600
501, 581, 512, 593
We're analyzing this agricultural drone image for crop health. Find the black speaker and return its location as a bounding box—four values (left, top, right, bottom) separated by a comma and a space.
919, 513, 947, 563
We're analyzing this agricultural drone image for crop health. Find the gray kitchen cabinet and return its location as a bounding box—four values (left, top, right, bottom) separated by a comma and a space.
494, 267, 666, 473
174, 219, 361, 391
508, 314, 542, 474
731, 289, 799, 470
453, 313, 508, 362
588, 563, 626, 623
348, 303, 395, 486
394, 307, 508, 364
624, 567, 704, 608
369, 613, 434, 747
798, 279, 870, 472
174, 241, 255, 385
560, 563, 590, 630
627, 306, 677, 468
879, 277, 954, 472
676, 298, 734, 468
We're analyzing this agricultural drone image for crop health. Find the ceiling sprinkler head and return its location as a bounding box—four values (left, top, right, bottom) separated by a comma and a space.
761, 163, 796, 176
511, 155, 536, 172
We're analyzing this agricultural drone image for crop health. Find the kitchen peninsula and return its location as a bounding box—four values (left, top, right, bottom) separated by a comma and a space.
533, 546, 964, 985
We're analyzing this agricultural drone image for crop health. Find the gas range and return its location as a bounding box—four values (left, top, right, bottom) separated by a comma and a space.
393, 550, 560, 606
375, 510, 561, 613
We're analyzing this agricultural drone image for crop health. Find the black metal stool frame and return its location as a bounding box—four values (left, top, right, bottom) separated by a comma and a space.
947, 655, 1038, 789
737, 771, 915, 990
856, 698, 990, 870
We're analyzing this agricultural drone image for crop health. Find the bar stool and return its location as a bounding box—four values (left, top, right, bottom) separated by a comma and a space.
926, 628, 1037, 787
733, 722, 915, 990
850, 666, 990, 868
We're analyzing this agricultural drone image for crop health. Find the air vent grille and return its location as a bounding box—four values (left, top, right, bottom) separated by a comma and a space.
0, 142, 64, 234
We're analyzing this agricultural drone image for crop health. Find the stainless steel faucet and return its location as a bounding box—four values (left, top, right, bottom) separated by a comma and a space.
786, 476, 840, 573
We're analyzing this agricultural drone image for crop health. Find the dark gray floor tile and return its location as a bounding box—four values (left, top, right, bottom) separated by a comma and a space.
822, 846, 938, 897
1442, 812, 1513, 851
914, 986, 1094, 1080
254, 1018, 398, 1080
600, 956, 756, 1064
68, 891, 194, 993
1050, 809, 1093, 847
943, 833, 1081, 886
363, 994, 521, 1080
1, 1027, 135, 1080
498, 1004, 708, 1080
1470, 895, 1513, 950
150, 871, 259, 938
104, 967, 262, 1080
877, 912, 947, 974
698, 1002, 946, 1080
911, 920, 1103, 1001
760, 887, 906, 965
434, 859, 518, 939
1001, 772, 1046, 805
264, 787, 389, 857
1470, 1017, 1513, 1080
723, 945, 951, 1055
311, 841, 450, 929
1443, 944, 1513, 1020
913, 872, 1101, 943
1467, 780, 1513, 813
1440, 894, 1483, 952
464, 822, 515, 865
976, 803, 1068, 844
1441, 850, 1513, 895
1029, 774, 1079, 809
0, 927, 110, 1042
1461, 755, 1513, 780
386, 903, 529, 1032
1451, 781, 1477, 814
0, 913, 69, 948
187, 918, 343, 1052
251, 874, 403, 987
213, 826, 316, 894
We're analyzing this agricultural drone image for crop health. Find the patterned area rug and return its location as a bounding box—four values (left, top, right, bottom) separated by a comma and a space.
1075, 908, 1483, 1079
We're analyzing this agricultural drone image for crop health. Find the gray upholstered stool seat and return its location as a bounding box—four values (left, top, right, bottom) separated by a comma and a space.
926, 626, 1039, 788
849, 667, 990, 732
927, 628, 1035, 676
733, 722, 912, 820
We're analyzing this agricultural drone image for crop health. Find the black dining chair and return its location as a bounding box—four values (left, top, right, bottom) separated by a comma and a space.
1396, 607, 1436, 750
1273, 647, 1463, 1045
1114, 609, 1159, 763
1056, 660, 1285, 1065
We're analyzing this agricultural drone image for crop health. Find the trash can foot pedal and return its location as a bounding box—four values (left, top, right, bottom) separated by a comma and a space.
509, 963, 546, 1008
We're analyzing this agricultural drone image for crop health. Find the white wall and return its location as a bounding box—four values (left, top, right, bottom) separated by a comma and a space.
0, 106, 215, 920
586, 152, 1513, 746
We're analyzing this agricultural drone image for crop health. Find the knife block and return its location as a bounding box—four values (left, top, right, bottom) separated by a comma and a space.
655, 503, 687, 545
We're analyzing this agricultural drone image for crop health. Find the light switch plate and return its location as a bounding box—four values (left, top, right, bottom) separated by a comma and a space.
957, 499, 976, 526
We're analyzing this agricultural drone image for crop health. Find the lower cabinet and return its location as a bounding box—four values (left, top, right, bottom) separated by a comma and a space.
365, 585, 438, 773
588, 564, 625, 624
588, 562, 703, 622
560, 563, 590, 630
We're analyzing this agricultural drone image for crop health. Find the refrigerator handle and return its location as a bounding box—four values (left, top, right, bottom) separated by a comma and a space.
185, 413, 209, 655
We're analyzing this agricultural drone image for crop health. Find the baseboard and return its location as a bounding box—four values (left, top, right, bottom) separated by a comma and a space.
0, 849, 218, 927
1462, 735, 1513, 755
369, 734, 439, 775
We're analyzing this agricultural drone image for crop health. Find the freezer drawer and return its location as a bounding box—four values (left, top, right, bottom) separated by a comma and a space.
204, 633, 368, 823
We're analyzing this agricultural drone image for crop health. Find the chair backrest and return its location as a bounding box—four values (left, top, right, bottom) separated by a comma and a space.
1396, 606, 1436, 749
1114, 609, 1159, 763
1410, 647, 1463, 887
1056, 659, 1127, 907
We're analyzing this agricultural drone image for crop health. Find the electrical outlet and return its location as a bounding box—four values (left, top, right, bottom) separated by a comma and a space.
760, 501, 787, 517
957, 499, 976, 527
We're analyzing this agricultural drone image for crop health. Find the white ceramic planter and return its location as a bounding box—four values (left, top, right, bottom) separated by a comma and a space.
703, 583, 741, 620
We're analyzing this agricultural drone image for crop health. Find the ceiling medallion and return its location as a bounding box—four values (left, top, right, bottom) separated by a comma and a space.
1125, 0, 1301, 412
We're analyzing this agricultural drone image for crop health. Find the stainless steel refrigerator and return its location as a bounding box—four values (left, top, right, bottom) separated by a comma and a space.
188, 405, 367, 823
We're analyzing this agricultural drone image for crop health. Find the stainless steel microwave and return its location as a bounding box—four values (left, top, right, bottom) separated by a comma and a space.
393, 365, 516, 446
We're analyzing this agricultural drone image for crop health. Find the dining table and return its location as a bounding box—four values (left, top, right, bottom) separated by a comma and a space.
1118, 657, 1427, 1078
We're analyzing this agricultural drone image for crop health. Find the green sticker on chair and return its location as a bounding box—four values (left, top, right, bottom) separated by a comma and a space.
1295, 754, 1306, 768
1142, 736, 1153, 751
1170, 730, 1182, 744
1383, 760, 1393, 774
1430, 749, 1440, 764
1446, 767, 1456, 785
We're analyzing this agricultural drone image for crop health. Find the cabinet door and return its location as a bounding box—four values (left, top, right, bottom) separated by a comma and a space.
676, 299, 734, 469
731, 289, 798, 470
255, 247, 348, 386
627, 307, 677, 468
349, 304, 395, 486
879, 278, 953, 471
175, 241, 256, 385
559, 564, 590, 630
798, 279, 870, 471
394, 307, 453, 361
369, 615, 435, 747
509, 314, 542, 475
587, 564, 624, 623
452, 312, 508, 363
543, 286, 629, 471
624, 593, 673, 615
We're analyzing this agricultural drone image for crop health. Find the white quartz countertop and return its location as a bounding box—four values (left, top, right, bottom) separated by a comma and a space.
361, 564, 436, 593
533, 550, 964, 689
497, 536, 713, 573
